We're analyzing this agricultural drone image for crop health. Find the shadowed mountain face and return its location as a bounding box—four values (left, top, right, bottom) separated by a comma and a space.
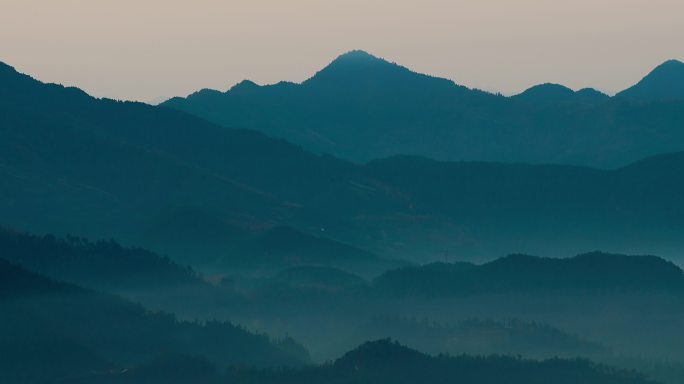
0, 60, 372, 268
163, 52, 684, 168
4, 60, 684, 265
616, 60, 684, 101
0, 227, 222, 314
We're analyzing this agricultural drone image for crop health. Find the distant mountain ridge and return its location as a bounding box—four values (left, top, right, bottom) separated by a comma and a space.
374, 252, 684, 297
513, 83, 609, 104
616, 59, 684, 101
163, 52, 684, 168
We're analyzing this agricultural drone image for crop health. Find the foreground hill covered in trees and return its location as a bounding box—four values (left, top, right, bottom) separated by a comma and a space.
66, 340, 658, 384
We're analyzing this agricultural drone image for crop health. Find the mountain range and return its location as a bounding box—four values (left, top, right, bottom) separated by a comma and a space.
3, 59, 684, 265
4, 43, 684, 384
162, 51, 684, 168
211, 250, 684, 366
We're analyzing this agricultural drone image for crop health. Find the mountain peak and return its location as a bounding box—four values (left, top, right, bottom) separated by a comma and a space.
513, 83, 575, 103
304, 50, 458, 92
307, 50, 399, 83
0, 61, 21, 82
229, 79, 260, 93
616, 59, 684, 101
513, 83, 609, 104
655, 59, 684, 70
336, 339, 426, 368
332, 50, 383, 63
520, 83, 574, 94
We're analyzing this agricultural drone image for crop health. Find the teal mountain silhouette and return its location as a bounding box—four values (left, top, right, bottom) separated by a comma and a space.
163, 52, 684, 167
513, 83, 609, 104
616, 59, 684, 101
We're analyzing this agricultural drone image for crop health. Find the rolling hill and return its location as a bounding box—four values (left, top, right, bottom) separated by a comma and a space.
616, 60, 684, 101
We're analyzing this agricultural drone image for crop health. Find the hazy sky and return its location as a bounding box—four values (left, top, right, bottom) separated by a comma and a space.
1, 0, 682, 102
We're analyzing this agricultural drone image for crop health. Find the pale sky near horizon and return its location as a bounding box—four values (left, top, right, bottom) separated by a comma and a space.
1, 0, 682, 102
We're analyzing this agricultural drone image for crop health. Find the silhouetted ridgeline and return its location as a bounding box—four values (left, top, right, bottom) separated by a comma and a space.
512, 83, 609, 105
0, 257, 81, 297
0, 227, 203, 292
374, 252, 684, 297
219, 251, 684, 318
0, 259, 309, 383
216, 250, 684, 368
616, 60, 684, 101
207, 252, 684, 310
66, 340, 657, 384
344, 317, 608, 360
163, 51, 684, 168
